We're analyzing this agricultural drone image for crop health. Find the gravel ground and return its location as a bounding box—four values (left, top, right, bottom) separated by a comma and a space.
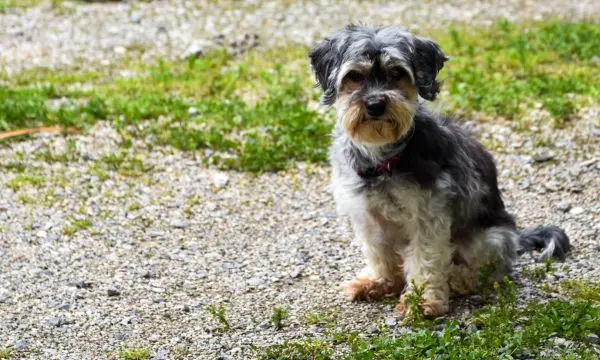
1, 1, 600, 359
1, 0, 600, 74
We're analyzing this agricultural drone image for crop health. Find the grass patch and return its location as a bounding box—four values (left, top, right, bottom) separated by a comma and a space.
558, 280, 600, 302
0, 349, 13, 360
271, 305, 289, 330
119, 347, 150, 360
0, 162, 27, 173
92, 152, 148, 178
2, 21, 598, 171
6, 174, 46, 191
305, 307, 339, 328
258, 278, 600, 359
0, 0, 41, 11
205, 304, 230, 332
62, 218, 92, 236
440, 20, 600, 127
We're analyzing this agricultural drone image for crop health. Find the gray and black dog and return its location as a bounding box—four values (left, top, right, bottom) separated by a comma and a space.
309, 24, 570, 318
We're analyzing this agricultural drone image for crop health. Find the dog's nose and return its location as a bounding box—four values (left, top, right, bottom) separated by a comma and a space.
366, 97, 386, 117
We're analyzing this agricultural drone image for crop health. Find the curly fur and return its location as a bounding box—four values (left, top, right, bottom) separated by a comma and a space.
310, 24, 571, 318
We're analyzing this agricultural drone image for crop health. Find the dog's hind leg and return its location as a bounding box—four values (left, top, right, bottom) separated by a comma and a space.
451, 226, 519, 294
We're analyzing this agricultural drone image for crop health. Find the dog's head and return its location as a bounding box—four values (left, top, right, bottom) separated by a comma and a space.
309, 25, 447, 146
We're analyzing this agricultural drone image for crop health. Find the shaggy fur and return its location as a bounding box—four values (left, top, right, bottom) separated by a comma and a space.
309, 25, 571, 318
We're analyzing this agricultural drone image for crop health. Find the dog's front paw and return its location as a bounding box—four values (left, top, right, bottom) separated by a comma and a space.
420, 299, 449, 318
395, 293, 449, 319
345, 278, 393, 302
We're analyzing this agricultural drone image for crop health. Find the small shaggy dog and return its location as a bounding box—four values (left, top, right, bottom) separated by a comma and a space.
309, 25, 571, 318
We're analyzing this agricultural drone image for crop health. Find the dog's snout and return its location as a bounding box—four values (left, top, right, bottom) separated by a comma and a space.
366, 97, 386, 117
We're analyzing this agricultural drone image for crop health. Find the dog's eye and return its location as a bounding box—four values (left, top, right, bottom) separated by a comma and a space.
389, 67, 407, 80
346, 71, 365, 82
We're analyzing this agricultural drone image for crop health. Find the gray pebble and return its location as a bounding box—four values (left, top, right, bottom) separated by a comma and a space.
46, 317, 61, 327
569, 207, 585, 215
70, 280, 93, 289
587, 333, 600, 345
533, 154, 554, 163
107, 288, 121, 297
556, 201, 572, 213
130, 13, 142, 24
147, 230, 165, 238
212, 173, 230, 188
152, 349, 170, 360
384, 317, 397, 327
57, 302, 71, 310
14, 339, 28, 351
170, 219, 189, 229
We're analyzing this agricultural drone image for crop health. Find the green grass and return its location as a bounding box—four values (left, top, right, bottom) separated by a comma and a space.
0, 0, 41, 11
119, 347, 150, 360
271, 305, 289, 330
440, 20, 600, 127
62, 218, 92, 236
2, 21, 599, 172
559, 280, 600, 302
0, 349, 13, 360
258, 278, 600, 359
6, 173, 46, 191
205, 304, 230, 331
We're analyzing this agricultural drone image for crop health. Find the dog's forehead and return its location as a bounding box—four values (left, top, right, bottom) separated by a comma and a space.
342, 27, 414, 68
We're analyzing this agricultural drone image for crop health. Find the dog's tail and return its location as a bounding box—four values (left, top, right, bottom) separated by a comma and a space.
518, 225, 571, 261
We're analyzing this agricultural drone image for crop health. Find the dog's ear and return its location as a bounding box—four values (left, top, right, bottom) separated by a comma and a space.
309, 37, 342, 105
411, 37, 448, 101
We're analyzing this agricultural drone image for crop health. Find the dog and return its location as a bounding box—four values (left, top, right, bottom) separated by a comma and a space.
309, 25, 571, 318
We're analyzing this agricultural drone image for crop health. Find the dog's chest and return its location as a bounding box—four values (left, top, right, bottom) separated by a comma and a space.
362, 179, 425, 223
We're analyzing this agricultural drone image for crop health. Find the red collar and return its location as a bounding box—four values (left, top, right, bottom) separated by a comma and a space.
355, 152, 406, 179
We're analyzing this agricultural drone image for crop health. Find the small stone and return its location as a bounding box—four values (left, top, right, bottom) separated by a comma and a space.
556, 201, 572, 213
466, 324, 478, 333
222, 262, 235, 270
182, 305, 190, 313
170, 219, 189, 229
71, 280, 93, 289
57, 302, 71, 310
247, 277, 263, 287
107, 288, 121, 297
14, 339, 28, 351
152, 349, 170, 360
36, 230, 47, 238
0, 296, 8, 303
569, 185, 583, 194
130, 13, 142, 24
384, 317, 397, 327
142, 271, 156, 279
147, 230, 164, 238
188, 106, 198, 116
533, 154, 554, 163
212, 173, 229, 188
586, 333, 600, 345
569, 207, 584, 215
114, 46, 126, 55
366, 324, 380, 334
46, 234, 60, 242
182, 43, 204, 59
46, 317, 61, 327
